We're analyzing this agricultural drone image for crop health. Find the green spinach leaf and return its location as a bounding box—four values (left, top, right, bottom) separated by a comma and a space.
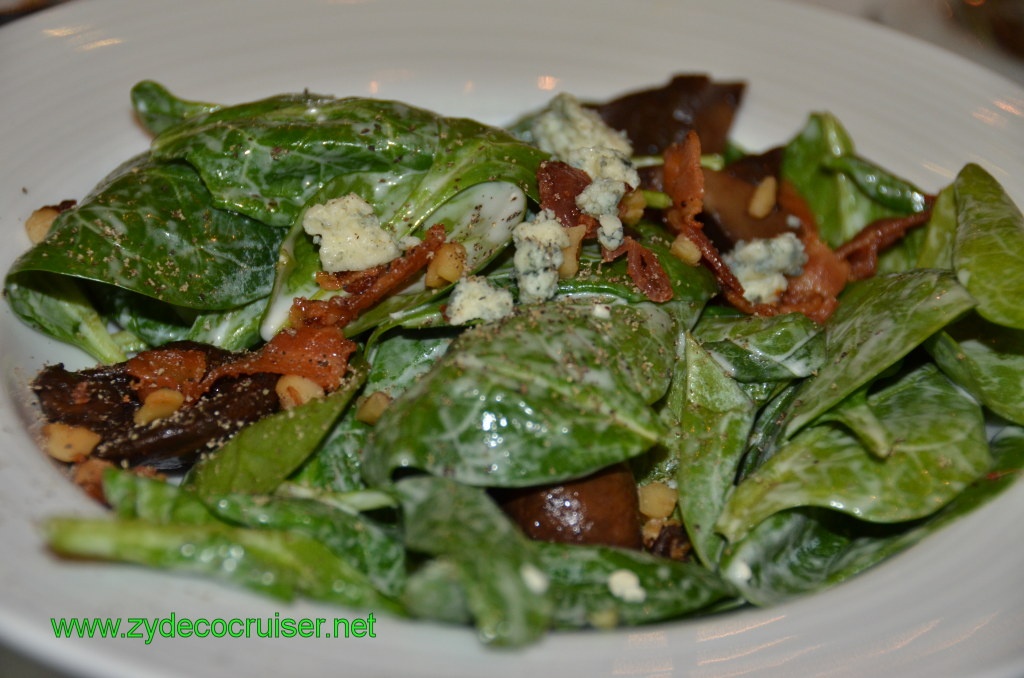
362, 302, 676, 487
396, 475, 550, 646
536, 541, 737, 628
784, 269, 975, 435
6, 158, 283, 316
928, 313, 1024, 426
186, 358, 368, 500
953, 163, 1024, 329
718, 364, 990, 542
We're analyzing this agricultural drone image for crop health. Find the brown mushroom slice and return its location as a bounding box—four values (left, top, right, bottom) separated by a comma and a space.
700, 148, 793, 249
32, 362, 138, 435
592, 74, 745, 156
495, 462, 643, 550
32, 340, 237, 437
92, 372, 281, 470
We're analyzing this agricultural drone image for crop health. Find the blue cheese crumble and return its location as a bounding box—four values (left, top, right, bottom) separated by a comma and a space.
723, 232, 808, 304
568, 147, 640, 251
446, 276, 514, 326
564, 146, 640, 189
513, 210, 570, 304
302, 193, 401, 272
530, 92, 633, 160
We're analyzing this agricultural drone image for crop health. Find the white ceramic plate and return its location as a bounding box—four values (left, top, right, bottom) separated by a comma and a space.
2, 1, 1024, 676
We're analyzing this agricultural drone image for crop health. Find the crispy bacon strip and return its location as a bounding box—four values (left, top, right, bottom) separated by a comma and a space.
291, 224, 447, 329
662, 131, 705, 226
126, 348, 208, 402
201, 325, 356, 392
625, 238, 673, 302
538, 160, 600, 237
601, 237, 674, 302
769, 181, 851, 323
663, 133, 752, 306
835, 201, 935, 281
315, 267, 383, 292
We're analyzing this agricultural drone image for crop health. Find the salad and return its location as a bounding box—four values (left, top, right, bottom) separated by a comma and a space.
5, 74, 1024, 646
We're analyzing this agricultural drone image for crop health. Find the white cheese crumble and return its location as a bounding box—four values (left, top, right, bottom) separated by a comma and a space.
530, 92, 633, 160
446, 276, 514, 326
723, 232, 808, 305
567, 147, 638, 253
607, 568, 646, 603
564, 146, 640, 190
520, 563, 550, 595
513, 210, 570, 304
596, 213, 625, 251
576, 178, 626, 217
302, 193, 402, 273
591, 303, 612, 319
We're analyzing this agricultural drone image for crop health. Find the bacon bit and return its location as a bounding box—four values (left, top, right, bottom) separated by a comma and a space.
72, 457, 114, 504
538, 160, 599, 237
315, 266, 386, 293
601, 236, 674, 302
662, 131, 705, 226
290, 224, 447, 330
769, 181, 851, 323
835, 200, 935, 281
602, 240, 628, 263
662, 133, 752, 303
125, 348, 208, 402
201, 325, 357, 392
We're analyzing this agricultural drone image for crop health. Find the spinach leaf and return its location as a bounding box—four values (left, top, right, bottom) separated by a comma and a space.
666, 333, 756, 565
290, 412, 371, 494
782, 113, 919, 249
737, 383, 803, 479
953, 163, 1024, 329
183, 297, 268, 351
717, 364, 990, 543
294, 331, 453, 492
784, 269, 975, 435
823, 154, 929, 214
103, 467, 213, 525
721, 425, 1024, 606
6, 157, 283, 314
96, 284, 268, 353
150, 91, 546, 229
395, 476, 550, 646
928, 313, 1024, 426
100, 286, 193, 347
693, 311, 824, 383
210, 495, 406, 598
402, 559, 472, 624
186, 357, 368, 500
131, 80, 221, 135
535, 541, 737, 628
4, 273, 126, 363
362, 302, 676, 487
816, 387, 892, 459
915, 183, 957, 269
44, 517, 401, 612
